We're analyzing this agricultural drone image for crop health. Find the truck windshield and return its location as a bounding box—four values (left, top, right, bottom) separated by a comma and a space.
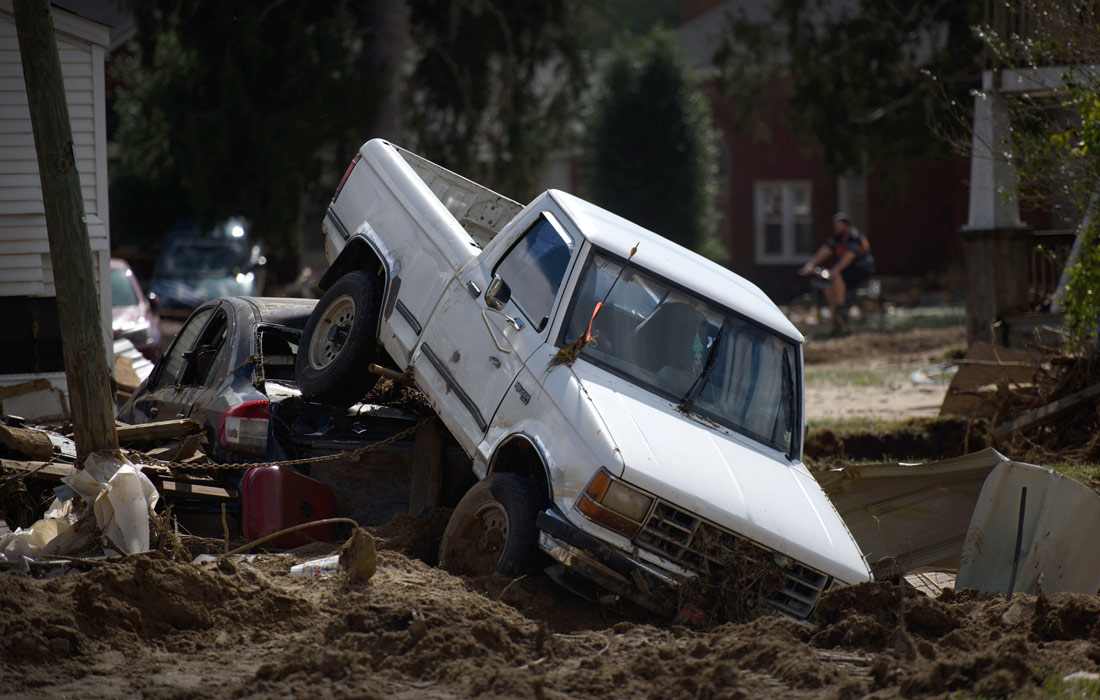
562, 253, 799, 455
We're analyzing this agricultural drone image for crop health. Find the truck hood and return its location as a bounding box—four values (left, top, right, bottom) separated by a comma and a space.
573, 363, 870, 584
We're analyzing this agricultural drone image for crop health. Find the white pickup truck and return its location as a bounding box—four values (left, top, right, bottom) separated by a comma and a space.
296, 139, 870, 620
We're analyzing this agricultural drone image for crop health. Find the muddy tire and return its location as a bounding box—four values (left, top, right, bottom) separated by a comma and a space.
295, 270, 382, 407
439, 473, 541, 577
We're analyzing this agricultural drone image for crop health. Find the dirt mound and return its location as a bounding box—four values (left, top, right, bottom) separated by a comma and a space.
805, 417, 979, 462
6, 540, 1100, 698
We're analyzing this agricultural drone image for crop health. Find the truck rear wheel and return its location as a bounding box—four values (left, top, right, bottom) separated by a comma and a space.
295, 270, 382, 406
440, 473, 541, 577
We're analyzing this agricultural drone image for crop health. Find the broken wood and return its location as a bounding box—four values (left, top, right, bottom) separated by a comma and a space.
940, 342, 1042, 418
154, 479, 236, 501
144, 433, 204, 462
369, 363, 414, 386
0, 378, 53, 402
992, 382, 1100, 441
0, 423, 56, 461
113, 354, 142, 393
115, 419, 201, 445
0, 458, 73, 480
408, 417, 444, 515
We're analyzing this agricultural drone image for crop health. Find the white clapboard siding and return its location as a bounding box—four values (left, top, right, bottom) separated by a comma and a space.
0, 0, 111, 365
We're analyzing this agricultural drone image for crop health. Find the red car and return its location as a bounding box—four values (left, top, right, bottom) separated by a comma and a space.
110, 258, 163, 361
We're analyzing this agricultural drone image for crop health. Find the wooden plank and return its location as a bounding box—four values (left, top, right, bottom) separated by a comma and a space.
940, 342, 1042, 418
116, 419, 201, 444
409, 418, 444, 515
0, 458, 74, 480
156, 479, 236, 501
992, 382, 1100, 440
0, 377, 52, 400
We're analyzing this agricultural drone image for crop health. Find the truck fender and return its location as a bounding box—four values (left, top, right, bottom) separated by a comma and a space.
486, 433, 554, 509
320, 219, 401, 321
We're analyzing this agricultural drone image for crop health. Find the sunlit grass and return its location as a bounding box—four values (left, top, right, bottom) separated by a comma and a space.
803, 367, 910, 388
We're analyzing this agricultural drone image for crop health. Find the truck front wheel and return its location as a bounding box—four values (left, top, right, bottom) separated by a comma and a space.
295, 270, 382, 406
440, 473, 541, 577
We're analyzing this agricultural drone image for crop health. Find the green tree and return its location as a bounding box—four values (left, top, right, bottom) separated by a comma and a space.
404, 0, 586, 200
713, 0, 983, 175
977, 0, 1100, 349
584, 27, 718, 253
111, 2, 388, 280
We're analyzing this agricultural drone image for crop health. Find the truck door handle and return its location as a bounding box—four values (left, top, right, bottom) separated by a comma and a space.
488, 356, 502, 368
465, 280, 481, 298
148, 405, 159, 418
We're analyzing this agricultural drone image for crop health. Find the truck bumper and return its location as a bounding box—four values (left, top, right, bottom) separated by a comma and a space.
536, 509, 680, 615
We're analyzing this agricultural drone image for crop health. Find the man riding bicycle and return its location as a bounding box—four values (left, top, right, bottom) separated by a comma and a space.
798, 212, 875, 333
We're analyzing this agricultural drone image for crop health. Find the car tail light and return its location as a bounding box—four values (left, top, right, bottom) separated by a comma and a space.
576, 468, 653, 539
218, 399, 269, 455
332, 153, 361, 202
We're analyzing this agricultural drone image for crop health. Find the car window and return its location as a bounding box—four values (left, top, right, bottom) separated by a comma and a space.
110, 267, 139, 307
493, 216, 574, 332
151, 307, 215, 389
180, 309, 230, 387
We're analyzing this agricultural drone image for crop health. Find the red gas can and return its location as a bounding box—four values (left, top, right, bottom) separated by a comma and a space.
240, 466, 336, 548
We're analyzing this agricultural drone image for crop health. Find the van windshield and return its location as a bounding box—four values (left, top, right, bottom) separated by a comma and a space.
562, 252, 800, 456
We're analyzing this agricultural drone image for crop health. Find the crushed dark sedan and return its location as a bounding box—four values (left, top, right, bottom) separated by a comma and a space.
117, 296, 316, 462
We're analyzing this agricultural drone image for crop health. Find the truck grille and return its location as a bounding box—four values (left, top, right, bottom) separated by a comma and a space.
635, 500, 829, 619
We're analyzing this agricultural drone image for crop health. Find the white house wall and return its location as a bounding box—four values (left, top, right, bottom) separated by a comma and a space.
0, 2, 112, 399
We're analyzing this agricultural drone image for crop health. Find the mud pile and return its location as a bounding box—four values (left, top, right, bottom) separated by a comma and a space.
4, 550, 1100, 699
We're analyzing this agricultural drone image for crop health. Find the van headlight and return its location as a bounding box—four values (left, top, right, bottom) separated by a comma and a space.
576, 468, 654, 539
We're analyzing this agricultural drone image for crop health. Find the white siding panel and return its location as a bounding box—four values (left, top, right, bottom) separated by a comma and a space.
0, 159, 38, 174
0, 172, 97, 191
0, 60, 90, 78
2, 266, 45, 282
0, 76, 93, 92
0, 187, 45, 201
0, 280, 45, 296
1, 253, 41, 268
0, 214, 45, 229
0, 200, 43, 215
0, 240, 48, 255
1, 145, 96, 162
0, 119, 94, 137
0, 173, 42, 188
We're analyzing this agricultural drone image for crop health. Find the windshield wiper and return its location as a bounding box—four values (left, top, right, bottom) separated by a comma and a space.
679, 320, 728, 412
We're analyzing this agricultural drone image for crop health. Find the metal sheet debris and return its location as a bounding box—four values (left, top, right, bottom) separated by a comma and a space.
957, 460, 1100, 595
815, 448, 1006, 577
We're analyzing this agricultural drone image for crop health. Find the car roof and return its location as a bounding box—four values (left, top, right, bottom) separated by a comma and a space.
235, 296, 318, 329
546, 190, 802, 343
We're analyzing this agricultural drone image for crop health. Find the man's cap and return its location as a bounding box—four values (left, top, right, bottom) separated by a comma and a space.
832, 212, 852, 223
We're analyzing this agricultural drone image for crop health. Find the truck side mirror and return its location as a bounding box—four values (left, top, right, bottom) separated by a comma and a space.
485, 275, 512, 310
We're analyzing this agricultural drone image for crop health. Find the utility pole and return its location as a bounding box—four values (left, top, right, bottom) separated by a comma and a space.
13, 0, 118, 459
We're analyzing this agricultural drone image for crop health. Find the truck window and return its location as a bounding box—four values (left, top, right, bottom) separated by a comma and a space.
562, 252, 799, 456
493, 216, 574, 332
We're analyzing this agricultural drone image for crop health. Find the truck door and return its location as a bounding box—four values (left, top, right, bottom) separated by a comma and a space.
414, 213, 576, 454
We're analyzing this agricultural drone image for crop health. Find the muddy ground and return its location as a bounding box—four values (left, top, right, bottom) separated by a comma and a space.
6, 322, 1100, 699
5, 530, 1100, 699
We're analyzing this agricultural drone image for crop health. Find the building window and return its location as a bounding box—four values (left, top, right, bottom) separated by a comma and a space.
753, 181, 813, 264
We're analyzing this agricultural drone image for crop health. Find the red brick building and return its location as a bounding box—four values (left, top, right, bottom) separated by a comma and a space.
679, 0, 971, 301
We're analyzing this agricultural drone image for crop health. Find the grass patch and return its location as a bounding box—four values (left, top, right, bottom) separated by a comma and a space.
804, 367, 909, 388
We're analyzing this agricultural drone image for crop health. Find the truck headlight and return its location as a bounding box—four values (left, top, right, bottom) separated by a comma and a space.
576, 468, 654, 539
